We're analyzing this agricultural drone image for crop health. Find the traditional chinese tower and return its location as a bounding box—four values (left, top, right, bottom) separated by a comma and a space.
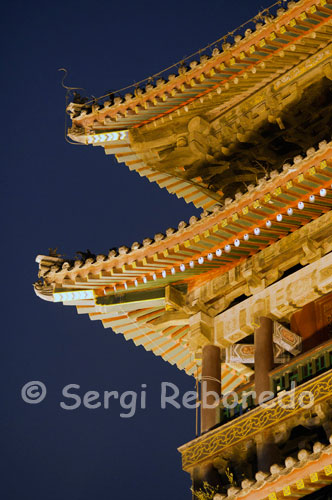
35, 0, 332, 498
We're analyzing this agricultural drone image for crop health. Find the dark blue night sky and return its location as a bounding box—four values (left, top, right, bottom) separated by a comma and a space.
2, 1, 274, 498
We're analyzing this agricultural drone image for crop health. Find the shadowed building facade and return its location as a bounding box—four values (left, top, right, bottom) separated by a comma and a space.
35, 0, 332, 497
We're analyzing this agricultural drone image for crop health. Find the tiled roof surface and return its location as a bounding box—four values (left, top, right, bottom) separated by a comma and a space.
69, 0, 332, 133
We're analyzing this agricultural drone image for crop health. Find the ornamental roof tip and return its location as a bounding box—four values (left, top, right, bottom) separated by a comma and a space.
35, 254, 64, 264
33, 281, 54, 302
66, 0, 301, 122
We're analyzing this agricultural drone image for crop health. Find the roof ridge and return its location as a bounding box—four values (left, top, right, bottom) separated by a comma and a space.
69, 0, 301, 117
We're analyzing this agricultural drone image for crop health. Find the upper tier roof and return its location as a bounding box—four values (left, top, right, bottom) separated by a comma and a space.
68, 0, 332, 133
67, 0, 332, 208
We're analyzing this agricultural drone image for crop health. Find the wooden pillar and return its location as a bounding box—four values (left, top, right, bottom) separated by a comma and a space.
201, 344, 221, 434
191, 344, 221, 495
254, 317, 280, 472
254, 317, 274, 397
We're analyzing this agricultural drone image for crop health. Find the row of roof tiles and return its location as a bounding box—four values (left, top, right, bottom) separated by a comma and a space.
37, 139, 332, 287
69, 0, 332, 131
69, 1, 296, 113
213, 438, 332, 499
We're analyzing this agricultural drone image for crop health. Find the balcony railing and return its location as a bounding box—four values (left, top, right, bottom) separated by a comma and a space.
217, 338, 332, 425
179, 367, 332, 473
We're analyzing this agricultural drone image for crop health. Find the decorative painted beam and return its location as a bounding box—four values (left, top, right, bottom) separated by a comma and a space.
214, 251, 332, 345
